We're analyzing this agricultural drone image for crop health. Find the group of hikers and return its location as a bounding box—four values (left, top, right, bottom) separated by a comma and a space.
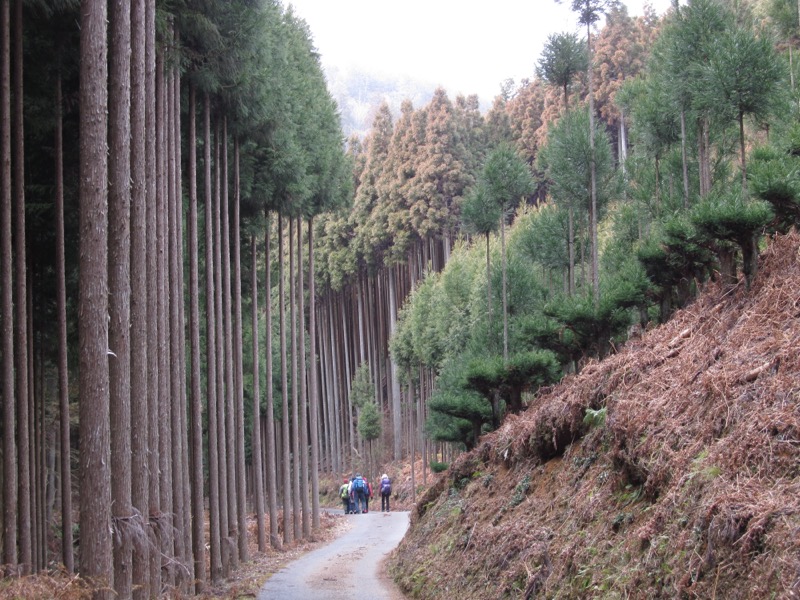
339, 473, 392, 514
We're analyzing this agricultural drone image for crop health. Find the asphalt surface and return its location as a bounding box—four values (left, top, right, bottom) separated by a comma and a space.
258, 509, 410, 599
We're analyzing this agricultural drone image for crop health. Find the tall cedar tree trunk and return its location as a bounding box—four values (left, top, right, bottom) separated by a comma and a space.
221, 120, 239, 567
108, 0, 133, 594
264, 212, 281, 549
739, 111, 747, 190
31, 274, 39, 571
389, 267, 402, 459
251, 236, 266, 551
332, 297, 342, 471
331, 300, 342, 473
279, 215, 293, 545
321, 304, 338, 474
568, 207, 575, 296
485, 233, 492, 329
418, 365, 426, 485
176, 57, 193, 585
78, 0, 113, 593
213, 118, 230, 575
233, 140, 248, 562
13, 0, 30, 575
289, 219, 301, 539
680, 110, 689, 209
55, 73, 74, 576
587, 22, 599, 308
129, 0, 149, 593
144, 0, 160, 592
501, 213, 508, 361
1, 0, 16, 571
329, 301, 340, 474
166, 48, 186, 585
155, 50, 175, 588
187, 83, 206, 591
408, 377, 416, 504
336, 294, 352, 473
308, 218, 321, 530
204, 94, 222, 583
297, 218, 310, 537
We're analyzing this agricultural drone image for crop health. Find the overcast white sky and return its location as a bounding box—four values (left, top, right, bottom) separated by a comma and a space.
288, 1, 675, 105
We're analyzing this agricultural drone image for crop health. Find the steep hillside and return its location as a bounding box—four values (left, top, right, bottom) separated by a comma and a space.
389, 232, 800, 599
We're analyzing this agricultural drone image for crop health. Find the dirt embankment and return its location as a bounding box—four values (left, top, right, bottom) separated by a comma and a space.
389, 231, 800, 599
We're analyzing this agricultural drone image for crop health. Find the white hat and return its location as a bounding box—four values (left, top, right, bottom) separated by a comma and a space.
382, 473, 388, 479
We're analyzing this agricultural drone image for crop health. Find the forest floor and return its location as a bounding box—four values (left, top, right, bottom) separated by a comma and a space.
388, 230, 800, 599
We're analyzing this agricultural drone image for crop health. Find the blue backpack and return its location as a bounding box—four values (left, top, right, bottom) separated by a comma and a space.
380, 478, 391, 494
353, 476, 366, 493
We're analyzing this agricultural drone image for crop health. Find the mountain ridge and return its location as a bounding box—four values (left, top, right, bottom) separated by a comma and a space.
325, 64, 493, 139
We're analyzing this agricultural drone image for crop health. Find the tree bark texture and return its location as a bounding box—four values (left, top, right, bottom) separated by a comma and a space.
78, 0, 113, 593
108, 0, 133, 594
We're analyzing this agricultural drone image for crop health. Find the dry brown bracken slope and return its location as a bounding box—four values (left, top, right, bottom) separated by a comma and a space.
388, 231, 800, 599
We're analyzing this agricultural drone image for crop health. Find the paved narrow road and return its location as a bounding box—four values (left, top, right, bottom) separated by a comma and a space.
258, 510, 410, 600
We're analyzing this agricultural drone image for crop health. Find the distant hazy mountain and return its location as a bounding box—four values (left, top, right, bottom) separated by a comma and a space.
323, 64, 438, 139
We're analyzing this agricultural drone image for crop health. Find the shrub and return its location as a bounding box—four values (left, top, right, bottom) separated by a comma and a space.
430, 461, 449, 473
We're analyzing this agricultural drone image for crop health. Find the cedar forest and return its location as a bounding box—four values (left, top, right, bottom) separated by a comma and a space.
0, 0, 799, 598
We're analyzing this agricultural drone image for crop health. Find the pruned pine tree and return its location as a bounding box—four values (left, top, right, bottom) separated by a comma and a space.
461, 182, 501, 341
536, 31, 588, 110
653, 0, 733, 205
569, 0, 614, 307
480, 144, 535, 361
537, 31, 588, 295
703, 26, 783, 190
358, 400, 381, 478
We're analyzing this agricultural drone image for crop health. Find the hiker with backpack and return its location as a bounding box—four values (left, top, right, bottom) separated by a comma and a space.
363, 477, 373, 513
339, 477, 351, 514
351, 473, 368, 514
380, 473, 392, 512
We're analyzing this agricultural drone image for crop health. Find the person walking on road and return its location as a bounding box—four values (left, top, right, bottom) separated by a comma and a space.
380, 473, 392, 512
363, 476, 374, 513
339, 477, 351, 514
351, 473, 368, 514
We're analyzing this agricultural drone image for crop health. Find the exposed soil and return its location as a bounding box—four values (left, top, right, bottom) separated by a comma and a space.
388, 231, 800, 599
